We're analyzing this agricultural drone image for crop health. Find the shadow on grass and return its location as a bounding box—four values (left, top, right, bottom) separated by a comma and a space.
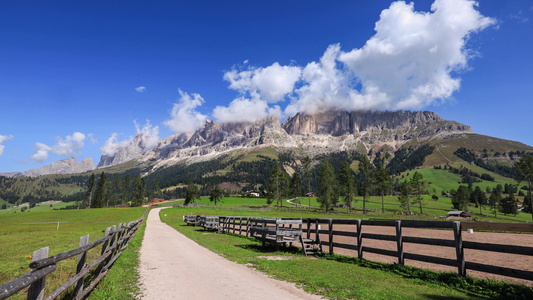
237, 242, 303, 255
324, 254, 533, 300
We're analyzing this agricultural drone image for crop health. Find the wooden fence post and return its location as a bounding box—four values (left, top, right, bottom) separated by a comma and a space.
97, 227, 112, 275
27, 247, 49, 300
328, 219, 334, 254
246, 218, 251, 237
74, 235, 89, 297
238, 217, 243, 235
306, 219, 311, 239
356, 219, 363, 259
453, 221, 466, 276
315, 219, 322, 252
395, 220, 404, 265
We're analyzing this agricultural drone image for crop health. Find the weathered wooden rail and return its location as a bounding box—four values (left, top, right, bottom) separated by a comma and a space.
0, 207, 149, 300
195, 215, 533, 282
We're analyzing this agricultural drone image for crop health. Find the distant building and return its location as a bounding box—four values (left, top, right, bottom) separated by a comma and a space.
447, 211, 472, 218
245, 190, 260, 197
305, 192, 316, 197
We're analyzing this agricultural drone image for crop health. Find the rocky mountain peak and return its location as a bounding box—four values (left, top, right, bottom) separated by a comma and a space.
8, 157, 95, 177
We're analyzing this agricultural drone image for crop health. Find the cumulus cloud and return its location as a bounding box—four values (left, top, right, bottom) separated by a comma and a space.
0, 134, 14, 157
217, 0, 494, 119
213, 97, 282, 123
134, 120, 160, 150
164, 90, 208, 133
135, 86, 146, 92
100, 121, 160, 157
224, 62, 301, 103
100, 133, 132, 157
287, 0, 496, 114
31, 132, 86, 162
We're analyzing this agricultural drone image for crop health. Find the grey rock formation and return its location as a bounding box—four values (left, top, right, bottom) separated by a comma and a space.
97, 133, 161, 168
137, 110, 471, 172
19, 157, 95, 177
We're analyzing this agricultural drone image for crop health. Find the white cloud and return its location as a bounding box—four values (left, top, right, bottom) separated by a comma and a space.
135, 86, 146, 92
213, 97, 282, 123
31, 132, 86, 162
134, 120, 160, 150
32, 143, 52, 162
164, 90, 208, 133
224, 62, 301, 103
100, 133, 132, 157
100, 121, 160, 157
229, 0, 495, 117
0, 134, 14, 157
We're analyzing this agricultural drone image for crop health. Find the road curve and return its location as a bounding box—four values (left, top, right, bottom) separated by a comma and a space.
139, 207, 322, 299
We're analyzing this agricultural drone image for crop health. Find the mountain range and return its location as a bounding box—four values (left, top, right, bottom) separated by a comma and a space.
4, 109, 531, 177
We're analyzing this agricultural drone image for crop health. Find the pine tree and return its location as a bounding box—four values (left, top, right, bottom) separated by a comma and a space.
359, 156, 373, 214
185, 182, 200, 205
289, 172, 301, 207
131, 176, 146, 207
374, 164, 392, 213
515, 154, 533, 218
489, 189, 501, 217
209, 184, 224, 206
302, 156, 312, 209
269, 162, 288, 209
410, 171, 425, 214
398, 180, 412, 213
338, 161, 355, 211
472, 186, 487, 215
122, 175, 131, 206
500, 190, 518, 216
318, 161, 337, 213
92, 172, 107, 208
452, 186, 470, 211
85, 173, 96, 208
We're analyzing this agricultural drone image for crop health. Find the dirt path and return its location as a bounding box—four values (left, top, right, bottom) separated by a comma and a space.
139, 208, 322, 299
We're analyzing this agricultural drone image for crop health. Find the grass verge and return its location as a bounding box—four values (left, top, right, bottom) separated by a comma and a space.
162, 207, 533, 300
87, 212, 148, 299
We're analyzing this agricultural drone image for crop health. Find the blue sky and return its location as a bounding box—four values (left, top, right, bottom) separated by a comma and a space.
0, 0, 532, 172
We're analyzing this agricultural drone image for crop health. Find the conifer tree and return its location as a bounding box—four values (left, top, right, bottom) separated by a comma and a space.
410, 171, 425, 213
289, 172, 301, 207
515, 154, 533, 218
85, 173, 96, 208
359, 156, 373, 214
489, 189, 501, 217
122, 175, 131, 206
500, 190, 518, 216
302, 156, 312, 209
398, 180, 412, 213
318, 161, 337, 213
269, 162, 288, 208
374, 164, 392, 213
92, 172, 108, 208
184, 182, 200, 205
209, 184, 224, 206
338, 161, 355, 211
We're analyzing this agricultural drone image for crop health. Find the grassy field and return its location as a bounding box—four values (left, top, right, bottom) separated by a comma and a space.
161, 207, 533, 299
0, 207, 145, 299
185, 195, 532, 223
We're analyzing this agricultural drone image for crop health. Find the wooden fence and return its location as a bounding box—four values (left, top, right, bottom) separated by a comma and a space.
215, 216, 533, 282
0, 207, 149, 300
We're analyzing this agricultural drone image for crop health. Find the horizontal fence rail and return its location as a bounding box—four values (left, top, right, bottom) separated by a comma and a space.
207, 216, 533, 282
0, 207, 149, 300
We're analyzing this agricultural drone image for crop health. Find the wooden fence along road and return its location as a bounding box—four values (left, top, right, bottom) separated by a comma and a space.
0, 207, 149, 300
208, 216, 533, 282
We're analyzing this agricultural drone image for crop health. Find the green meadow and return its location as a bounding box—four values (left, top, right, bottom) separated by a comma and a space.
0, 207, 145, 299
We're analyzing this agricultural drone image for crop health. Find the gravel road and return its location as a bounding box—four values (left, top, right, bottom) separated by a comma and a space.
139, 207, 322, 299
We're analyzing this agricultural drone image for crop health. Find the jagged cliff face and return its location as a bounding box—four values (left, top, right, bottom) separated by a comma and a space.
97, 134, 161, 168
100, 110, 472, 171
281, 110, 462, 135
21, 157, 94, 177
